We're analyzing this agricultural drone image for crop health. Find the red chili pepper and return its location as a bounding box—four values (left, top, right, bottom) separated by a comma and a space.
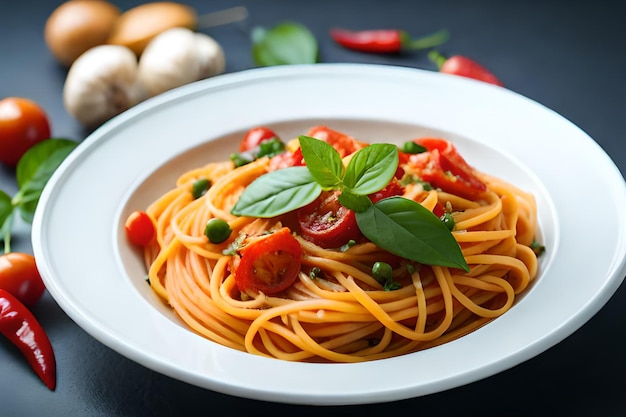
330, 28, 449, 54
429, 50, 504, 86
0, 288, 56, 390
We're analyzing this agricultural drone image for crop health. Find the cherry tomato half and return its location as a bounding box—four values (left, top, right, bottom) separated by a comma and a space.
239, 127, 278, 152
0, 252, 45, 307
408, 138, 487, 200
234, 228, 302, 295
298, 190, 363, 248
0, 97, 51, 167
124, 210, 155, 246
368, 178, 404, 203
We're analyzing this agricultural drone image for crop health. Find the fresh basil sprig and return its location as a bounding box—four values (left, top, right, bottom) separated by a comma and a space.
251, 22, 319, 66
0, 138, 78, 253
231, 135, 469, 271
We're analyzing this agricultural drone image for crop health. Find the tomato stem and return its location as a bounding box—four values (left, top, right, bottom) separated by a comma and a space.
2, 212, 13, 254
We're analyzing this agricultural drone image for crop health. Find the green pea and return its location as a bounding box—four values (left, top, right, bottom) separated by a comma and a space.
192, 178, 211, 199
372, 261, 393, 284
204, 218, 232, 243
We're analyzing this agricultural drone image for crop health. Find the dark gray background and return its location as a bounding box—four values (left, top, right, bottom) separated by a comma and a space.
1, 0, 625, 415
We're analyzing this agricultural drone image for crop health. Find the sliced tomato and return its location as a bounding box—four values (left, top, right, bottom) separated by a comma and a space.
234, 227, 302, 295
297, 190, 363, 248
368, 178, 404, 203
124, 210, 155, 246
432, 202, 446, 217
408, 138, 486, 200
239, 126, 278, 152
269, 147, 304, 170
306, 126, 367, 157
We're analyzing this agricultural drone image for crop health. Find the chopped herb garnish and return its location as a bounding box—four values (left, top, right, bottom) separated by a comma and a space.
309, 266, 323, 279
440, 211, 455, 231
230, 137, 286, 168
530, 240, 545, 256
340, 239, 356, 252
400, 141, 427, 154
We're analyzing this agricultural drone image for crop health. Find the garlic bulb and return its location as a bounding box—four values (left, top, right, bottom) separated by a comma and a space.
195, 33, 226, 79
137, 27, 225, 97
63, 45, 145, 127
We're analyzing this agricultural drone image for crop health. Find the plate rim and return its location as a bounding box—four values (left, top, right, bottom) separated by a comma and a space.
32, 63, 626, 405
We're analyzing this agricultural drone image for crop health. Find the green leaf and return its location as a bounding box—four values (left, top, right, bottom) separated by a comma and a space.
252, 22, 319, 66
355, 196, 469, 271
343, 144, 398, 195
14, 138, 78, 223
231, 166, 322, 217
337, 189, 371, 213
299, 135, 344, 188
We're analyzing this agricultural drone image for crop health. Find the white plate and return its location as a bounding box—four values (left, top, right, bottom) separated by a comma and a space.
32, 64, 626, 405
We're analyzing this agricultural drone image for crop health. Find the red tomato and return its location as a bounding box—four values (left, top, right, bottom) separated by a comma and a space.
0, 252, 45, 307
408, 138, 487, 199
124, 210, 155, 246
369, 178, 405, 203
234, 228, 302, 294
297, 190, 363, 248
306, 126, 368, 157
0, 97, 52, 167
269, 147, 304, 170
239, 127, 278, 152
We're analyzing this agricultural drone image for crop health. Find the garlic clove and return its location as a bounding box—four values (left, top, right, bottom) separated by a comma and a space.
194, 32, 226, 80
137, 28, 202, 97
63, 45, 145, 127
137, 27, 226, 98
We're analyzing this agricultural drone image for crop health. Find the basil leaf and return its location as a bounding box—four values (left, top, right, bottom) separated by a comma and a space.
299, 135, 344, 188
251, 22, 319, 66
337, 189, 371, 213
343, 144, 398, 195
14, 138, 78, 223
355, 196, 469, 271
231, 166, 322, 217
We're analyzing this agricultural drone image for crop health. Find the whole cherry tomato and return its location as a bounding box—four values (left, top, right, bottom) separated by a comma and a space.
234, 227, 302, 295
124, 210, 155, 246
298, 190, 363, 248
0, 252, 45, 307
0, 97, 51, 167
239, 127, 278, 152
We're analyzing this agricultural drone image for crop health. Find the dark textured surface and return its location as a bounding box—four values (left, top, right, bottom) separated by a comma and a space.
1, 0, 626, 415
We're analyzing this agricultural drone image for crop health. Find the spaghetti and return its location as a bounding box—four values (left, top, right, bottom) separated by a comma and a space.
138, 126, 541, 363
